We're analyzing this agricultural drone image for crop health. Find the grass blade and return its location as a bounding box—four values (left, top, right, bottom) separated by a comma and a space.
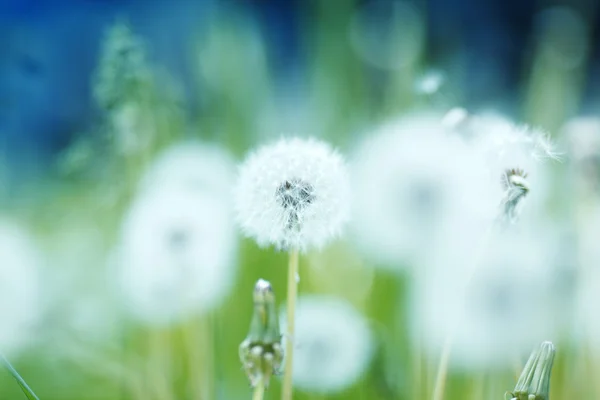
1, 354, 40, 400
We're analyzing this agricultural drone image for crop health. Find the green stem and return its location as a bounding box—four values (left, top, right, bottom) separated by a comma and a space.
253, 377, 265, 400
281, 248, 299, 400
431, 337, 452, 400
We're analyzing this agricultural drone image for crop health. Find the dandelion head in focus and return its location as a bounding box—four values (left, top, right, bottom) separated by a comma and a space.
234, 137, 351, 252
351, 115, 498, 268
280, 295, 373, 393
114, 184, 237, 326
0, 220, 43, 356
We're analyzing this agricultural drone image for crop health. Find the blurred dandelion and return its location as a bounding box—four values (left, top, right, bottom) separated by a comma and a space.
0, 220, 43, 356
351, 114, 497, 269
414, 225, 572, 370
279, 295, 373, 394
115, 184, 236, 325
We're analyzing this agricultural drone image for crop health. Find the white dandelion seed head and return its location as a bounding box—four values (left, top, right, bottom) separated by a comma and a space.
139, 141, 236, 195
351, 115, 499, 268
0, 220, 43, 356
414, 224, 573, 370
234, 137, 351, 252
280, 295, 374, 393
115, 186, 237, 326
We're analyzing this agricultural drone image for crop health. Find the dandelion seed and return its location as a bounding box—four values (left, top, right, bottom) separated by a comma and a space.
0, 220, 43, 356
114, 185, 236, 326
279, 295, 373, 393
234, 137, 350, 252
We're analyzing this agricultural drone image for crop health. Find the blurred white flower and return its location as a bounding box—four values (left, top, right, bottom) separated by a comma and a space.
0, 220, 43, 356
413, 224, 573, 370
115, 185, 237, 326
140, 141, 236, 194
235, 138, 351, 252
351, 115, 498, 268
280, 295, 373, 393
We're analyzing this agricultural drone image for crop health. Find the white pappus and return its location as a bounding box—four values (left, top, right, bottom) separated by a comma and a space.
234, 137, 351, 252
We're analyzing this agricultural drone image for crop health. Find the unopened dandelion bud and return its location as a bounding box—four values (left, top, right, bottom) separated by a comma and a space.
239, 279, 283, 388
508, 341, 556, 400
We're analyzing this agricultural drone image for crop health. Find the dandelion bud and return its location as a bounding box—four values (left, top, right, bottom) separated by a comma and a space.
239, 279, 283, 388
508, 341, 555, 400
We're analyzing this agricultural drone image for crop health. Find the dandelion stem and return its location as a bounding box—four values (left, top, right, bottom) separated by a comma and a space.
282, 248, 299, 400
432, 336, 452, 400
253, 377, 265, 400
431, 226, 494, 400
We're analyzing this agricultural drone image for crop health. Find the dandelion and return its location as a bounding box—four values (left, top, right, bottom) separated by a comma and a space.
413, 225, 573, 370
0, 220, 43, 356
279, 295, 373, 394
235, 137, 350, 252
351, 114, 498, 269
235, 137, 350, 400
114, 185, 236, 326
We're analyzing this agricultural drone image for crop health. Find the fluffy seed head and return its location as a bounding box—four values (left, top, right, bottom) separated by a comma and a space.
351, 115, 498, 267
115, 182, 237, 326
234, 137, 351, 252
280, 295, 374, 393
413, 225, 573, 370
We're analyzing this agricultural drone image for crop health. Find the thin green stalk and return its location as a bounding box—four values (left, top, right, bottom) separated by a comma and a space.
431, 227, 493, 400
281, 248, 299, 400
431, 337, 452, 400
253, 377, 265, 400
1, 354, 40, 400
